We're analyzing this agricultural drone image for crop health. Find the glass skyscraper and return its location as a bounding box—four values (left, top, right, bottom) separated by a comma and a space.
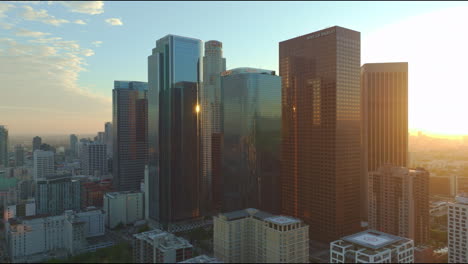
113, 81, 148, 191
220, 68, 281, 214
148, 35, 202, 230
201, 40, 226, 214
0, 126, 8, 168
280, 26, 362, 242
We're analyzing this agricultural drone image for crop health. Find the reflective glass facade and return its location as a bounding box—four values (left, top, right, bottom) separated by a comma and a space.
221, 68, 281, 214
280, 26, 361, 242
112, 81, 148, 191
0, 126, 8, 167
148, 35, 202, 229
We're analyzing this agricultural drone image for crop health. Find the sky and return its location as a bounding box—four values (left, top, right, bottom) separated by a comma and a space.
1, 1, 468, 137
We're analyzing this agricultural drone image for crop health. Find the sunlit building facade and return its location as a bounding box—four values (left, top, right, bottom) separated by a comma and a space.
448, 194, 468, 263
113, 81, 148, 191
279, 26, 362, 242
361, 62, 408, 220
221, 68, 281, 214
148, 35, 202, 230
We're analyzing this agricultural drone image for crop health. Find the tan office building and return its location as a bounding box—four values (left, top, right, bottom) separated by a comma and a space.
214, 208, 309, 263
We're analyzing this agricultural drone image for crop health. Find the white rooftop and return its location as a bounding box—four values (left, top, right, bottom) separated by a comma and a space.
265, 216, 300, 225
342, 230, 407, 250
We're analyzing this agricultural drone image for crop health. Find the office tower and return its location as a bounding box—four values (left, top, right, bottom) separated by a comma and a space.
81, 142, 107, 178
279, 26, 361, 242
103, 191, 144, 228
214, 208, 309, 263
361, 62, 408, 220
368, 165, 429, 245
32, 136, 42, 151
104, 122, 112, 157
0, 126, 8, 167
33, 150, 55, 180
330, 230, 414, 263
36, 176, 81, 215
221, 68, 281, 214
448, 194, 468, 263
200, 40, 226, 214
148, 35, 202, 230
113, 81, 148, 191
14, 144, 25, 167
70, 134, 78, 157
133, 229, 193, 263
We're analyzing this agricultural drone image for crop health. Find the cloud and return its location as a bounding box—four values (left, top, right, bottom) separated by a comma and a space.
15, 28, 51, 38
0, 37, 111, 135
20, 5, 69, 26
0, 2, 14, 18
105, 18, 123, 26
91, 40, 103, 47
74, 19, 86, 25
0, 22, 14, 30
59, 1, 104, 15
81, 49, 94, 57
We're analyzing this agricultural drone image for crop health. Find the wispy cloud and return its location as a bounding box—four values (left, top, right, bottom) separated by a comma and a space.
59, 1, 104, 15
74, 19, 86, 25
20, 5, 69, 26
81, 49, 94, 57
91, 40, 103, 47
105, 18, 123, 26
0, 2, 14, 18
15, 28, 51, 38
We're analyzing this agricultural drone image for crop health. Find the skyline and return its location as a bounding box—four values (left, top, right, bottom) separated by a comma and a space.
1, 1, 468, 137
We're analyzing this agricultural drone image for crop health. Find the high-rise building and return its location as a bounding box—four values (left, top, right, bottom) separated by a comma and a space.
330, 229, 414, 263
368, 165, 429, 245
35, 176, 81, 215
33, 150, 55, 180
220, 68, 281, 214
113, 81, 148, 191
0, 126, 8, 168
133, 229, 193, 263
32, 136, 42, 152
14, 144, 25, 167
361, 62, 408, 220
81, 178, 114, 208
104, 122, 112, 157
448, 194, 468, 263
81, 142, 108, 178
200, 40, 226, 214
279, 26, 361, 242
148, 35, 202, 230
214, 208, 309, 263
70, 134, 78, 157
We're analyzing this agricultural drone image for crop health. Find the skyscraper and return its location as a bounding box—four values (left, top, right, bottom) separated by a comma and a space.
0, 126, 8, 168
221, 68, 281, 214
280, 26, 361, 242
104, 122, 112, 157
32, 136, 42, 152
14, 145, 25, 167
33, 150, 55, 180
448, 194, 468, 263
36, 176, 81, 215
148, 35, 202, 230
81, 142, 108, 178
70, 134, 78, 158
200, 40, 226, 214
368, 165, 429, 245
361, 62, 408, 220
113, 81, 148, 191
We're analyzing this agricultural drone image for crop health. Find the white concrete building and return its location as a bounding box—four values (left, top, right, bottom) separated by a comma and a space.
133, 229, 193, 263
75, 207, 106, 238
80, 142, 108, 177
179, 255, 223, 263
3, 200, 36, 221
448, 194, 468, 263
103, 191, 144, 228
330, 229, 414, 263
33, 150, 54, 180
214, 208, 309, 263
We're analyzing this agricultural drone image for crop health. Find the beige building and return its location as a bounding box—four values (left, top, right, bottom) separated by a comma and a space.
103, 191, 144, 228
214, 208, 309, 263
133, 229, 193, 263
368, 165, 429, 245
448, 194, 468, 263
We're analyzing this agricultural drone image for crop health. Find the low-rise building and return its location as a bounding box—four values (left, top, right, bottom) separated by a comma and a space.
214, 208, 309, 263
133, 229, 193, 263
3, 199, 36, 221
330, 229, 414, 263
103, 191, 144, 228
75, 207, 106, 237
448, 194, 468, 263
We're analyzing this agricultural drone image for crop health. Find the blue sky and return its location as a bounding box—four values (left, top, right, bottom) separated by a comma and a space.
1, 1, 468, 135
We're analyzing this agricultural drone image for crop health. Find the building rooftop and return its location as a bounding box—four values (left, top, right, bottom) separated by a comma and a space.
134, 229, 192, 250
265, 216, 300, 226
341, 229, 406, 250
179, 255, 223, 263
219, 208, 302, 226
455, 193, 468, 204
105, 190, 142, 198
222, 67, 275, 76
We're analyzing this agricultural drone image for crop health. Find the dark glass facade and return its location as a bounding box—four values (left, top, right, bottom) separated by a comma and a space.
148, 35, 202, 229
280, 26, 361, 242
32, 136, 41, 151
112, 81, 148, 191
221, 68, 281, 214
